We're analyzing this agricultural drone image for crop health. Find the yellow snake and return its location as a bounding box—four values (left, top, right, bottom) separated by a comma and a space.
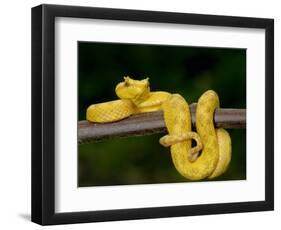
86, 77, 231, 180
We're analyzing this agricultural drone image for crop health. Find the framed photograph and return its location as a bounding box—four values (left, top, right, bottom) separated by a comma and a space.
31, 4, 274, 225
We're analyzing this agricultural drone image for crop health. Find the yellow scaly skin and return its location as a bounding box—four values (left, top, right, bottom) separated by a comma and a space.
86, 77, 232, 180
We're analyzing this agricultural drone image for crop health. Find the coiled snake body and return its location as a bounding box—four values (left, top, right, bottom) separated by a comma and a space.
87, 77, 231, 180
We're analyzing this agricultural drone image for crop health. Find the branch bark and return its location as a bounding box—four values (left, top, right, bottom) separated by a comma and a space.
78, 104, 246, 144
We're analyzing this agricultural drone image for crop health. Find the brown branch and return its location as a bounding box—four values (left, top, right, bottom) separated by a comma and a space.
78, 104, 246, 144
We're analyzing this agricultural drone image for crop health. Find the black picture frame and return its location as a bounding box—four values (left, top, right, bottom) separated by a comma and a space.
31, 4, 274, 225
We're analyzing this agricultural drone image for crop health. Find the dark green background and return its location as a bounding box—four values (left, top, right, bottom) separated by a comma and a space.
78, 42, 246, 187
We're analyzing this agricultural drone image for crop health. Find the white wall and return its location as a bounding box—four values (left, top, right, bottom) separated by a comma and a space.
0, 0, 279, 228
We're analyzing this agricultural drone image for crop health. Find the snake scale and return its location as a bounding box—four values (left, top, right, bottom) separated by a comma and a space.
86, 77, 231, 180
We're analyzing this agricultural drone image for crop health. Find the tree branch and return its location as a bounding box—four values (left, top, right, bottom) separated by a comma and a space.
78, 104, 246, 144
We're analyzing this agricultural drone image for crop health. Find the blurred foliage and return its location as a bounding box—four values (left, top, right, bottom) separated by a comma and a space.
78, 42, 246, 187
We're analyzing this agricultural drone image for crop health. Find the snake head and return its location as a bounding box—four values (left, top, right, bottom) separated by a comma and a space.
115, 76, 150, 104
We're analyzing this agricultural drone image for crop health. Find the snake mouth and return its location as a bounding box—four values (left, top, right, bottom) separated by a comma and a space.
159, 132, 203, 163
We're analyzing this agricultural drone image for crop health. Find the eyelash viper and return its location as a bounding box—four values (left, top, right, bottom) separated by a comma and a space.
86, 77, 232, 180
